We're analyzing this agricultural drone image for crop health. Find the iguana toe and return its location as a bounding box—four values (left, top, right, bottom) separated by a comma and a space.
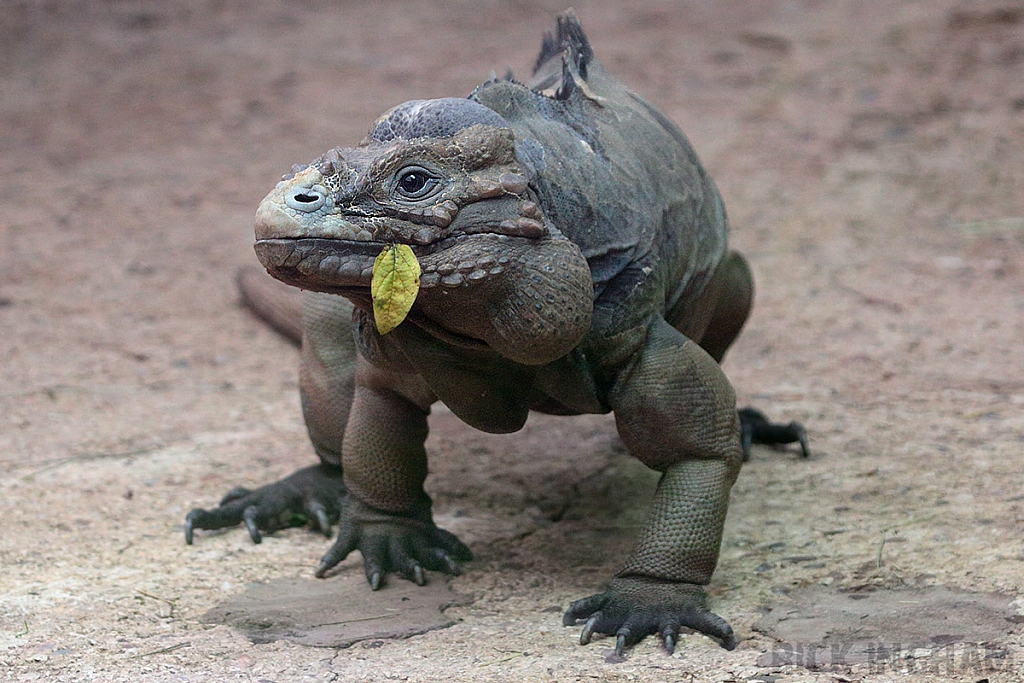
242, 505, 262, 543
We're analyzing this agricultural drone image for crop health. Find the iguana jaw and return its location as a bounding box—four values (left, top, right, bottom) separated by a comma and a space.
253, 234, 520, 295
255, 230, 593, 365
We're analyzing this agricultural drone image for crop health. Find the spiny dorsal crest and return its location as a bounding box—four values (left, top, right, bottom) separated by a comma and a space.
531, 9, 598, 102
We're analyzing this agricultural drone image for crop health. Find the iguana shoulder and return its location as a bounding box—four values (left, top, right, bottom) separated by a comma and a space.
468, 11, 729, 339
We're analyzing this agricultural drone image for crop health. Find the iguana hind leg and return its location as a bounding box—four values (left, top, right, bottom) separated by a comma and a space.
674, 251, 810, 460
691, 251, 753, 364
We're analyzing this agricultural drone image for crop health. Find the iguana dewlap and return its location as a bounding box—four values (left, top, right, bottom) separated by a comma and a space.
185, 11, 807, 657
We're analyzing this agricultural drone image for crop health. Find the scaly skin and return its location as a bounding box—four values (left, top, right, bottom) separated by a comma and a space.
186, 10, 807, 657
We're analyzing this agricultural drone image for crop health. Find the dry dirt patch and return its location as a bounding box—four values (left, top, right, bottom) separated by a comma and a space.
2, 1, 1023, 682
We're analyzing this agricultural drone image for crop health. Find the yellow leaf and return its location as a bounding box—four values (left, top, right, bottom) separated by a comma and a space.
370, 243, 421, 334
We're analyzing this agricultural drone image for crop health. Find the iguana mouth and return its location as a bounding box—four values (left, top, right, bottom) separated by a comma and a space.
255, 234, 519, 294
254, 238, 379, 292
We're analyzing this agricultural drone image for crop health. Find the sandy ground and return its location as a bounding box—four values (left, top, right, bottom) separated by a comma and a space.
2, 0, 1024, 681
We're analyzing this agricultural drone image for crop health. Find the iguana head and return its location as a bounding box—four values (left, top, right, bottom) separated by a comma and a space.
254, 97, 593, 364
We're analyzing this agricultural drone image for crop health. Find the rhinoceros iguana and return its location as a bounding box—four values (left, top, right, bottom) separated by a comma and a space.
185, 10, 806, 656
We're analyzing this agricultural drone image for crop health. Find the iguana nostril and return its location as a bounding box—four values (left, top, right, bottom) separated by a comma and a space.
285, 187, 326, 212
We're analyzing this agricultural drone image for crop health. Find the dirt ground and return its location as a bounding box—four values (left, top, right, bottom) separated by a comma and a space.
2, 0, 1023, 681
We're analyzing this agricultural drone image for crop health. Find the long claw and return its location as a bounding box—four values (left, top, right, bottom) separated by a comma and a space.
741, 424, 754, 461
434, 528, 474, 562
360, 547, 386, 590
412, 564, 426, 586
794, 422, 810, 458
433, 549, 461, 575
243, 506, 262, 543
615, 633, 627, 657
317, 538, 355, 578
681, 609, 736, 650
309, 502, 331, 537
660, 619, 681, 655
580, 614, 600, 645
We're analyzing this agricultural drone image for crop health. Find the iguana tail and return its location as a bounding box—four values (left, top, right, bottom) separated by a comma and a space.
236, 265, 303, 346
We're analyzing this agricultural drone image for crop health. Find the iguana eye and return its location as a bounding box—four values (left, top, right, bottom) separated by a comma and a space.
394, 167, 440, 200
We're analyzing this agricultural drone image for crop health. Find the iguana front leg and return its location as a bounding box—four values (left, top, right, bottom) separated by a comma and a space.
565, 317, 742, 655
314, 353, 472, 587
186, 292, 470, 583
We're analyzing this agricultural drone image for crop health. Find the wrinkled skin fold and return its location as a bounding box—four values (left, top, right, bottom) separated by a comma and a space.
185, 9, 808, 658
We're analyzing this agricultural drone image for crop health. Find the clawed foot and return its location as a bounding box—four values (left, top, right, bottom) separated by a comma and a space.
185, 467, 470, 589
563, 576, 736, 657
184, 464, 346, 544
738, 407, 809, 461
315, 495, 473, 589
